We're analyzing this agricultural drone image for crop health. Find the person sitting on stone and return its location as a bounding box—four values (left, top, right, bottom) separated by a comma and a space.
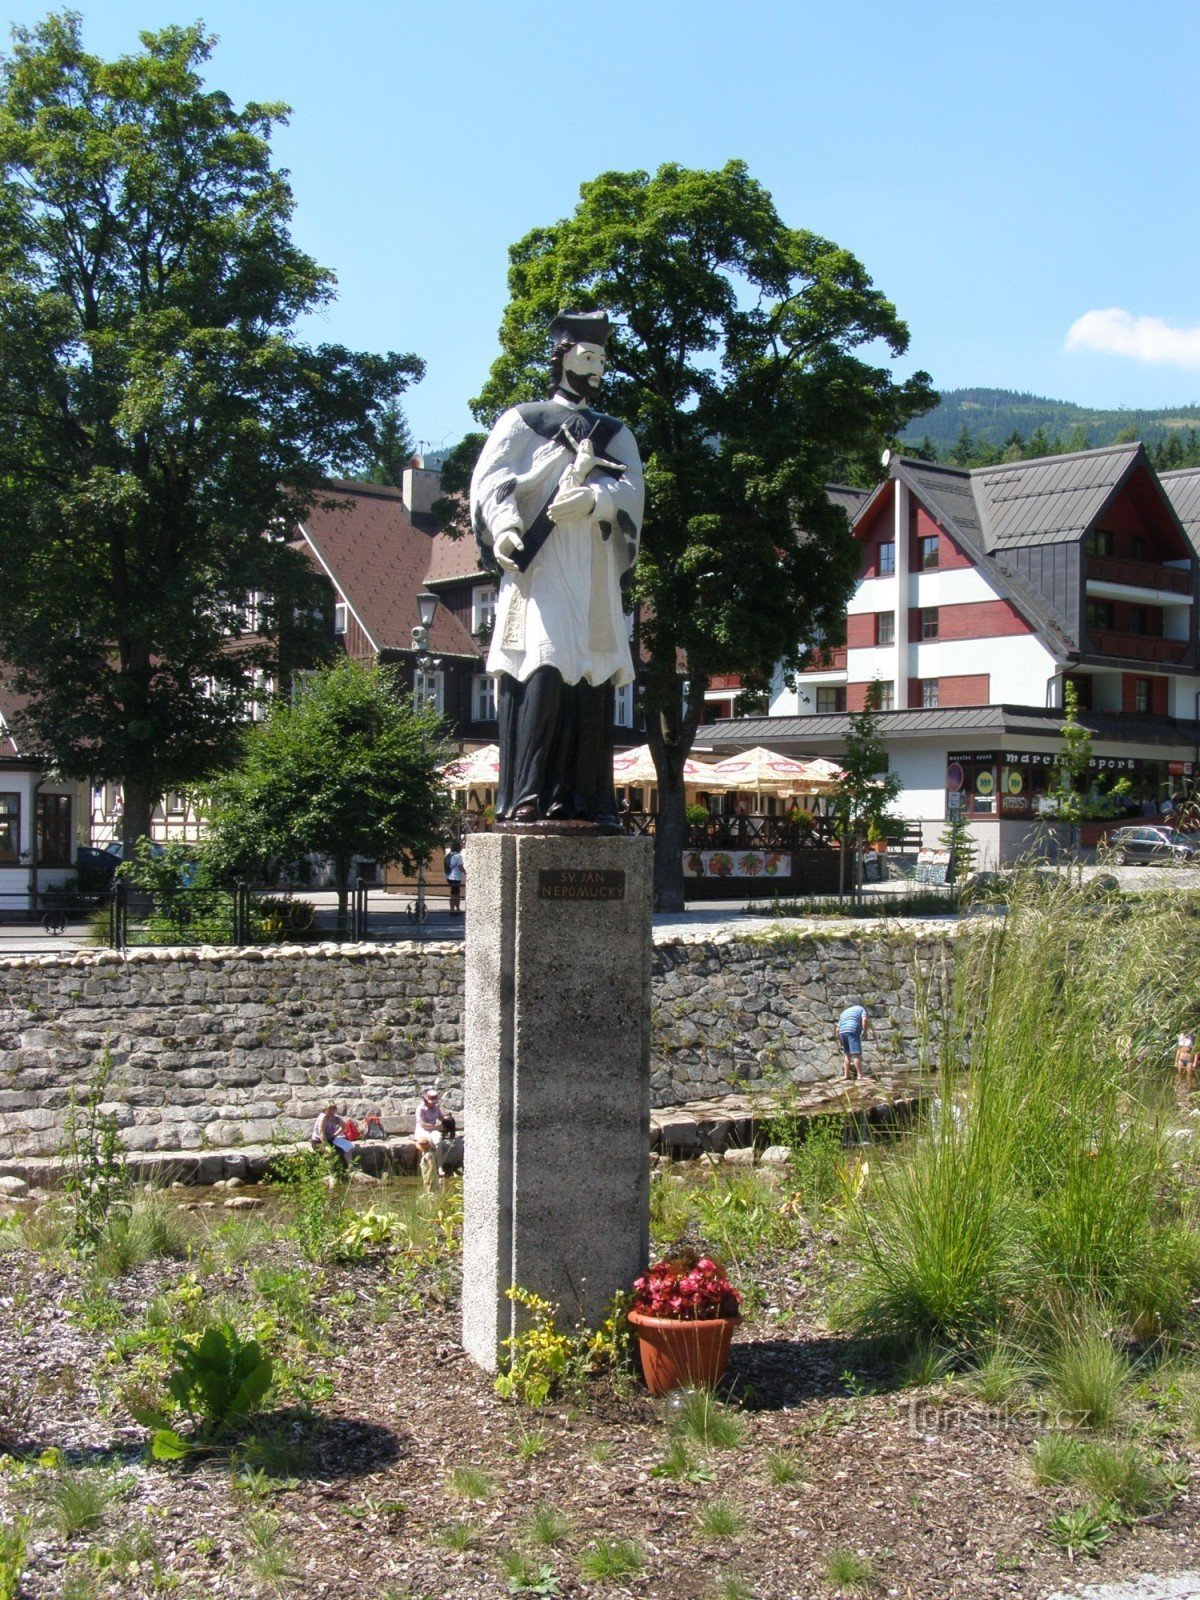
412, 1086, 449, 1187
311, 1099, 355, 1168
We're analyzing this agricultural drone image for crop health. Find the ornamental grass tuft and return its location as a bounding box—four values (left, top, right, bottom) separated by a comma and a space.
846, 875, 1200, 1365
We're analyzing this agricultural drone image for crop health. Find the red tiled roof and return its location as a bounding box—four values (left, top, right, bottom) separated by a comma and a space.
299, 480, 480, 659
425, 527, 487, 586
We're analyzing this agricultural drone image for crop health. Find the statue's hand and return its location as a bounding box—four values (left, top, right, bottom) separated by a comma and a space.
494, 528, 525, 572
548, 484, 596, 524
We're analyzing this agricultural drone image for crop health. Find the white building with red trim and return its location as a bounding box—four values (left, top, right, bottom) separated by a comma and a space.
699, 445, 1200, 864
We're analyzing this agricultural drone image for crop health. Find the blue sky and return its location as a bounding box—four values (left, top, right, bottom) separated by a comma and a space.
7, 0, 1200, 448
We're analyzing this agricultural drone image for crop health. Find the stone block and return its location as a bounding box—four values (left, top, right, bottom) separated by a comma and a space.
462, 832, 652, 1372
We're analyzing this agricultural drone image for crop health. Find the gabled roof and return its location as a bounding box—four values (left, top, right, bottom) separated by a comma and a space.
425, 529, 488, 587
972, 443, 1143, 549
298, 480, 479, 660
860, 460, 1077, 658
1160, 466, 1200, 546
825, 484, 870, 521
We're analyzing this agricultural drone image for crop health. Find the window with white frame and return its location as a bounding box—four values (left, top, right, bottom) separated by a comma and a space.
414, 667, 444, 716
614, 682, 634, 728
472, 585, 498, 637
333, 599, 348, 636
921, 678, 939, 708
0, 793, 18, 863
472, 673, 497, 722
877, 682, 895, 711
816, 686, 846, 714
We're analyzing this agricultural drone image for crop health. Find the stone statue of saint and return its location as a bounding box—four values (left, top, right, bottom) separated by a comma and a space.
470, 310, 644, 828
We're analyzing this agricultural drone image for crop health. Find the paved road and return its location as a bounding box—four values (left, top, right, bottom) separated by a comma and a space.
2, 862, 1196, 957
1044, 1574, 1200, 1599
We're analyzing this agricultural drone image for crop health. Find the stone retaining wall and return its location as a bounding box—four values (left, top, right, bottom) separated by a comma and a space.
0, 926, 956, 1160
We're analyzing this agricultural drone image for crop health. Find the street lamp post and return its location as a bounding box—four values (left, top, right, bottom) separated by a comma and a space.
410, 591, 441, 924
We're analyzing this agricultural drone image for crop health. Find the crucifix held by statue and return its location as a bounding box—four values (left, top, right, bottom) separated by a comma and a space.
470, 310, 644, 829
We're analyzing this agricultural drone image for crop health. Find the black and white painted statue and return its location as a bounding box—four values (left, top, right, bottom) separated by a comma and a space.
470, 311, 644, 827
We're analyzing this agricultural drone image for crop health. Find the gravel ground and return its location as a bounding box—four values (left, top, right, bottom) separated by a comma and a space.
2, 1190, 1200, 1600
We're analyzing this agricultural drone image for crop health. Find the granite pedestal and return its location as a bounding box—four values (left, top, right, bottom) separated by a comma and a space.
461, 831, 653, 1370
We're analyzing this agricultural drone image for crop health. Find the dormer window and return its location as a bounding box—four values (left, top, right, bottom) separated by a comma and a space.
1084, 529, 1115, 557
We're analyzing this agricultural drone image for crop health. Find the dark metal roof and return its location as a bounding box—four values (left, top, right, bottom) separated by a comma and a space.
1161, 467, 1200, 547
825, 484, 870, 520
889, 461, 1078, 656
697, 705, 1199, 752
972, 444, 1142, 549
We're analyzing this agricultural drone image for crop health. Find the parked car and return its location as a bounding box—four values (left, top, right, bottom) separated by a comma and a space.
1106, 825, 1200, 865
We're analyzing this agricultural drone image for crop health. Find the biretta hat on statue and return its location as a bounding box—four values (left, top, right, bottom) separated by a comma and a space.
548, 309, 612, 348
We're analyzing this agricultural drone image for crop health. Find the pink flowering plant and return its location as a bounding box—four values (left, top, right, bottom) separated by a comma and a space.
631, 1249, 741, 1320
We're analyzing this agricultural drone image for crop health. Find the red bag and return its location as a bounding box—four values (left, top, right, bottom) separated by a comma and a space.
342, 1118, 361, 1141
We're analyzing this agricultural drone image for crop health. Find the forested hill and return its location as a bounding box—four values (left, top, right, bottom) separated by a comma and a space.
900, 388, 1200, 465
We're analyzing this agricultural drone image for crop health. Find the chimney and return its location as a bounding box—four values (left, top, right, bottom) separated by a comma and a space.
402, 466, 441, 516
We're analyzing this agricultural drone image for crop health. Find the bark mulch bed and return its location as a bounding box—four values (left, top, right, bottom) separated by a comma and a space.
1, 1204, 1198, 1600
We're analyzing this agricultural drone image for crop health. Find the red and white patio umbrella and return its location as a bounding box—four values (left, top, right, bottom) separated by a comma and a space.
612, 744, 723, 788
707, 746, 828, 798
439, 743, 501, 791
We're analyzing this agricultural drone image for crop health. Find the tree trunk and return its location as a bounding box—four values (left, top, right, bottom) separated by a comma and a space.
121, 777, 155, 857
334, 855, 350, 933
646, 662, 706, 913
652, 754, 688, 912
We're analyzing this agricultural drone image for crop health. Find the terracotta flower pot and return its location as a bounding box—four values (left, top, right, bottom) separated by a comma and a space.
627, 1307, 739, 1395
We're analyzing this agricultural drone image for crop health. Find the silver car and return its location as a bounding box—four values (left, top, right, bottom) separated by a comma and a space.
1106, 825, 1200, 865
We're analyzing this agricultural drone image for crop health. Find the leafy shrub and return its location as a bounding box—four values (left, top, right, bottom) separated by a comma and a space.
495, 1287, 627, 1406
134, 1322, 274, 1456
62, 1051, 129, 1255
0, 1518, 27, 1600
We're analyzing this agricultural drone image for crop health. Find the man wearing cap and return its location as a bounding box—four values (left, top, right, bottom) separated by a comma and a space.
470, 310, 644, 827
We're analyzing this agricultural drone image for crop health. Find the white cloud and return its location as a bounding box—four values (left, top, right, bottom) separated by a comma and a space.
1065, 307, 1200, 369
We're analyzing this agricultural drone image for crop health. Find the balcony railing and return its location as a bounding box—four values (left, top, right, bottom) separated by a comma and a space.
801, 645, 848, 672
1087, 629, 1191, 664
1086, 555, 1192, 595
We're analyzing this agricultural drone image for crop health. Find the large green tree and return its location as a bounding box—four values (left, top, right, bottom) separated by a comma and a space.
0, 14, 423, 849
471, 161, 933, 906
203, 657, 450, 928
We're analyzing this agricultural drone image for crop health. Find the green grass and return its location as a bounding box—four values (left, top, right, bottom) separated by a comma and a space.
448, 1465, 494, 1501
846, 874, 1200, 1365
765, 1447, 805, 1485
696, 1498, 746, 1539
1044, 1330, 1132, 1431
515, 1426, 549, 1461
823, 1548, 874, 1590
578, 1538, 644, 1582
960, 1344, 1034, 1406
1031, 1433, 1083, 1486
711, 1579, 756, 1600
244, 1509, 295, 1591
521, 1505, 572, 1547
0, 1517, 28, 1600
439, 1521, 480, 1552
41, 1468, 125, 1538
651, 1438, 714, 1484
670, 1390, 745, 1451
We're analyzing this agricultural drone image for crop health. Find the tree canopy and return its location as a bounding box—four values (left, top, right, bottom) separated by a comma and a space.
472, 161, 933, 905
203, 657, 450, 924
0, 14, 422, 847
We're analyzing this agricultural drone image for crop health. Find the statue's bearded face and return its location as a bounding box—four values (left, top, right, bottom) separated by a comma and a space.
561, 340, 606, 398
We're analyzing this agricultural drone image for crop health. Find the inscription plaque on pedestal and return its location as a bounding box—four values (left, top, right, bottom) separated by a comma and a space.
537, 868, 625, 902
